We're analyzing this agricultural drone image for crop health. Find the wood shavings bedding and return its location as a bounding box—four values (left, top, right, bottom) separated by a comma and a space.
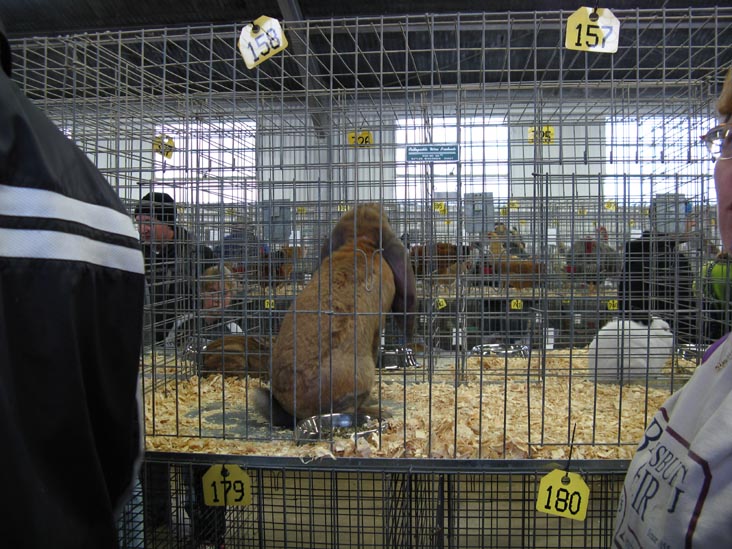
454, 349, 698, 382
145, 351, 685, 460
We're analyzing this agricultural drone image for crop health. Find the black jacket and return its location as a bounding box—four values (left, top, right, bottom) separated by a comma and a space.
0, 32, 145, 549
618, 231, 696, 344
142, 226, 215, 342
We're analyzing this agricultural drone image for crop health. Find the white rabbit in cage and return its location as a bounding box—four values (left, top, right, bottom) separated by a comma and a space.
587, 317, 674, 381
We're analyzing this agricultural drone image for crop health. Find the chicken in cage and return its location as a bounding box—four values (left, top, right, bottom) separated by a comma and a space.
564, 226, 621, 290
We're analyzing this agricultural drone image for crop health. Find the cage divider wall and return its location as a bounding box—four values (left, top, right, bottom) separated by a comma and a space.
11, 8, 732, 547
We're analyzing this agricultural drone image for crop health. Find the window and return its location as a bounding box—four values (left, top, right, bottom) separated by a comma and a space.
154, 119, 257, 204
395, 116, 509, 200
603, 116, 715, 200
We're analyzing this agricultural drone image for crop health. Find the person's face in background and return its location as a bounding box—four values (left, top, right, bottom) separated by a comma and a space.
202, 282, 232, 322
135, 214, 174, 243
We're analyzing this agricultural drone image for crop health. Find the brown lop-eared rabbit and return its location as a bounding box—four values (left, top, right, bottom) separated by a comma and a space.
255, 203, 416, 427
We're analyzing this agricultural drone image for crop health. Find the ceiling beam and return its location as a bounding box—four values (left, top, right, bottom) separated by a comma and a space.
277, 0, 331, 138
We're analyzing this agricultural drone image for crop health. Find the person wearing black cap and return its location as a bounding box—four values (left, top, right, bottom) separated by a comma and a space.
133, 191, 216, 545
0, 19, 145, 549
134, 190, 214, 344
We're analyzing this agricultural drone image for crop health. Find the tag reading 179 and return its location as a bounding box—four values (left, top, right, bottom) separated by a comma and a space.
202, 464, 252, 507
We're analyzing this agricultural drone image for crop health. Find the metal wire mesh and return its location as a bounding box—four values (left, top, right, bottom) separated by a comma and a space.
121, 456, 627, 549
9, 11, 732, 544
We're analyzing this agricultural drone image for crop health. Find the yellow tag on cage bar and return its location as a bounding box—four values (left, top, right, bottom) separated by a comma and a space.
238, 16, 288, 69
152, 134, 175, 159
203, 465, 251, 507
536, 469, 589, 521
348, 130, 374, 146
264, 298, 275, 309
433, 201, 447, 215
565, 7, 620, 54
435, 298, 447, 310
528, 126, 554, 145
606, 299, 619, 310
510, 299, 524, 310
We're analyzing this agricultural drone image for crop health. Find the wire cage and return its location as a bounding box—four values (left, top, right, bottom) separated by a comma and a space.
121, 455, 628, 549
10, 7, 732, 547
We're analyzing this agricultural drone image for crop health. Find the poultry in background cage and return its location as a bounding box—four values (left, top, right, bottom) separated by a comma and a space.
565, 226, 621, 290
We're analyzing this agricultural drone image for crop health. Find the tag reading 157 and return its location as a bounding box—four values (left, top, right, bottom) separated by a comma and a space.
238, 16, 288, 69
536, 469, 590, 521
565, 7, 620, 54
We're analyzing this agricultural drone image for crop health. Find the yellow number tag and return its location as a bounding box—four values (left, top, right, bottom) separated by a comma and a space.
296, 207, 307, 215
528, 126, 554, 145
435, 298, 447, 310
238, 16, 289, 69
510, 299, 524, 310
500, 207, 508, 216
347, 130, 374, 147
536, 469, 589, 521
433, 201, 447, 215
264, 298, 275, 309
565, 7, 620, 54
604, 200, 618, 211
337, 203, 348, 212
202, 464, 252, 507
153, 134, 175, 159
606, 299, 619, 311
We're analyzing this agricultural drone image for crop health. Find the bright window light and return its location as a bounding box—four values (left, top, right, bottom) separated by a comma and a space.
154, 120, 257, 204
396, 117, 509, 199
603, 116, 715, 200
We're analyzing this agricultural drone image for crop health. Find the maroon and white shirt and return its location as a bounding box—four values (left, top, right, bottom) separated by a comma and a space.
614, 333, 732, 548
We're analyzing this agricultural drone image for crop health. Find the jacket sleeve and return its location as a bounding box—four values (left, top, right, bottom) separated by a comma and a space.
0, 67, 146, 547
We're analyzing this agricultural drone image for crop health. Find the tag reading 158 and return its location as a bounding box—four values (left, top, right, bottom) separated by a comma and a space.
238, 16, 288, 69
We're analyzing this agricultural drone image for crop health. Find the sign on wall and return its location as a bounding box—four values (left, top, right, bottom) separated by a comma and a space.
406, 144, 460, 162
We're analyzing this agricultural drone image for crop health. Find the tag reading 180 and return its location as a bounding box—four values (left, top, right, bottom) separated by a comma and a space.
238, 16, 288, 69
536, 469, 590, 521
